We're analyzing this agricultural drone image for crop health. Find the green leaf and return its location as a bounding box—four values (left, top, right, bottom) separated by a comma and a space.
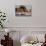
0, 24, 1, 25
0, 21, 1, 23
4, 13, 5, 15
0, 12, 2, 13
0, 15, 2, 17
3, 16, 6, 17
1, 25, 3, 28
1, 19, 6, 21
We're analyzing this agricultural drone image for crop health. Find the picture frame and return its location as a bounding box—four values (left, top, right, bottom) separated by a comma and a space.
15, 5, 32, 16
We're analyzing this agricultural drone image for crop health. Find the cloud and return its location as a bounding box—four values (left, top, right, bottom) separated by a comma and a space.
15, 0, 32, 5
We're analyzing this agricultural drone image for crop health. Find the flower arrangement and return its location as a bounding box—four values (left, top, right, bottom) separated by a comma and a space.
0, 10, 6, 28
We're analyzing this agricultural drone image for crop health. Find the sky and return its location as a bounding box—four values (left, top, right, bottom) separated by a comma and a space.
15, 0, 32, 5
15, 0, 32, 9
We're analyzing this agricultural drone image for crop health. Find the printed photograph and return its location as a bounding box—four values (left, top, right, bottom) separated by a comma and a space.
15, 5, 32, 16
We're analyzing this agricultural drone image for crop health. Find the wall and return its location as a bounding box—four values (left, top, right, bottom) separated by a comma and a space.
0, 0, 46, 46
0, 0, 46, 27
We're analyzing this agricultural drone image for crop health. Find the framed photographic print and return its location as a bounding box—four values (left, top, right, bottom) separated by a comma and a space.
15, 5, 32, 16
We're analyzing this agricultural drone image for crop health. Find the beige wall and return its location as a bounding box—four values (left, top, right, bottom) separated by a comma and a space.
0, 0, 46, 27
0, 0, 46, 46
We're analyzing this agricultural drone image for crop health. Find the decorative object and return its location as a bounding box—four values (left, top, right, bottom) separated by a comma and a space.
5, 29, 10, 36
41, 34, 46, 46
0, 10, 6, 28
1, 29, 13, 46
5, 29, 10, 33
1, 31, 13, 46
15, 5, 32, 16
